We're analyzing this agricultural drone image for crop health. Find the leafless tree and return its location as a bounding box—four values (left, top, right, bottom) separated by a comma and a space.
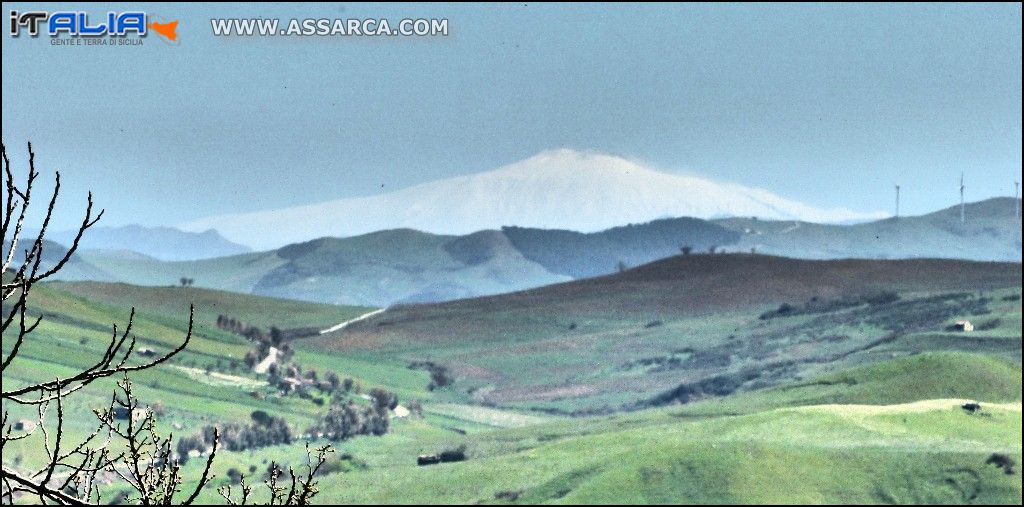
0, 143, 329, 505
217, 444, 332, 506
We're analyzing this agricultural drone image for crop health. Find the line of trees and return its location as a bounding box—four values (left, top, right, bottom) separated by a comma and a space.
217, 314, 273, 342
199, 412, 294, 453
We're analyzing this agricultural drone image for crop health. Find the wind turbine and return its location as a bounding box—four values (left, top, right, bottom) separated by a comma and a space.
894, 183, 900, 219
959, 173, 966, 224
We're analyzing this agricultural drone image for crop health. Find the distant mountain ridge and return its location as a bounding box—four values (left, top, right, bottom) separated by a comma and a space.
54, 217, 738, 306
41, 197, 1021, 306
502, 217, 739, 279
715, 197, 1021, 261
41, 224, 251, 261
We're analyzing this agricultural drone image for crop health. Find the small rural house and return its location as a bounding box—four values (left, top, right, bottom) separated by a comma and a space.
14, 419, 37, 432
112, 407, 150, 421
952, 320, 974, 332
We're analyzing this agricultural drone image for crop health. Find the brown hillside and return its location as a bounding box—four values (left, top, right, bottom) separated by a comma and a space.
317, 254, 1021, 351
408, 254, 1019, 313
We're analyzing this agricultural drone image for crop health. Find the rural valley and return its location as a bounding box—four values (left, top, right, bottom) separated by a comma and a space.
4, 184, 1021, 503
3, 3, 1021, 505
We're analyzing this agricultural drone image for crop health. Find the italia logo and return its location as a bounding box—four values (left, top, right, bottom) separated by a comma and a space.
8, 11, 179, 42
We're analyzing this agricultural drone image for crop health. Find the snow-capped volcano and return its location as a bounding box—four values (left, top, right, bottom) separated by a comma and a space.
183, 149, 885, 250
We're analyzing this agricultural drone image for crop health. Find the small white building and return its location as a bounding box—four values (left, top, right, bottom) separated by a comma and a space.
14, 419, 37, 432
952, 320, 974, 332
112, 407, 150, 421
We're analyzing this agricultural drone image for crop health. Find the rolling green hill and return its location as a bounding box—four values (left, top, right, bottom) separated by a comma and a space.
71, 218, 739, 306
1, 238, 116, 281
3, 273, 1020, 504
74, 229, 569, 306
47, 280, 375, 330
73, 217, 744, 306
678, 351, 1023, 416
253, 230, 568, 305
74, 248, 287, 293
306, 396, 1022, 504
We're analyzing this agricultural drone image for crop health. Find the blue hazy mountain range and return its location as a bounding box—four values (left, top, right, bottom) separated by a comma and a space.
25, 197, 1022, 307
22, 225, 251, 262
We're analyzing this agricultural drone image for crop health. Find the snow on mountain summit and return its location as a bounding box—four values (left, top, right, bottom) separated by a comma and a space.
183, 149, 884, 250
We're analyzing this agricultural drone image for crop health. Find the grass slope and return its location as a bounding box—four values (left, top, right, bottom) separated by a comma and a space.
48, 280, 373, 330
151, 352, 1024, 504
3, 279, 1021, 504
308, 395, 1023, 504
311, 254, 1021, 411
679, 352, 1023, 416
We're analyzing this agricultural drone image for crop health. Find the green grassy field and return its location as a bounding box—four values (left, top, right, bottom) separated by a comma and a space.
3, 283, 385, 474
48, 281, 375, 330
2, 272, 1021, 504
308, 255, 1022, 413
154, 355, 1024, 504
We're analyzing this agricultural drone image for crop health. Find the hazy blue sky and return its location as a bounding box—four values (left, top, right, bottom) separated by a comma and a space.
2, 3, 1021, 230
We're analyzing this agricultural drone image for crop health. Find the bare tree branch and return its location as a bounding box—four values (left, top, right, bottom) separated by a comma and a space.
1, 142, 329, 505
